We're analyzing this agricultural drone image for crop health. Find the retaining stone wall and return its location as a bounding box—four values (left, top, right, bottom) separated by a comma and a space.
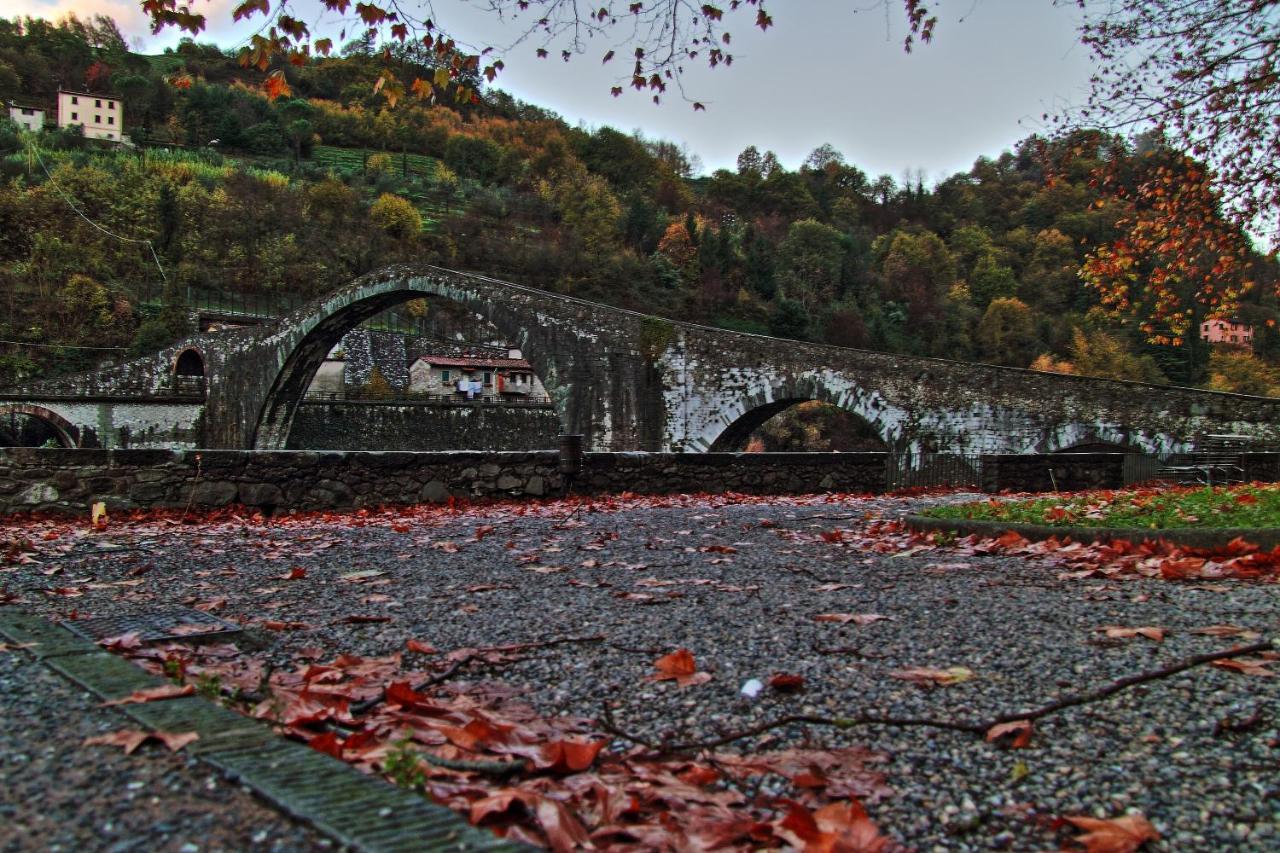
6, 449, 1279, 516
285, 403, 562, 452
0, 448, 887, 514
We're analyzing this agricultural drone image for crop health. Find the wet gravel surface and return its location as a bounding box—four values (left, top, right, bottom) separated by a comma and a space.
0, 643, 330, 851
1, 491, 1278, 851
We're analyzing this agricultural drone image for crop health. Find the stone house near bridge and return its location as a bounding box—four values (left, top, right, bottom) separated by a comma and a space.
407, 350, 546, 401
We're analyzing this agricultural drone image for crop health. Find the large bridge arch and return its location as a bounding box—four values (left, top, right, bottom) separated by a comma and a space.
251, 283, 562, 449
197, 266, 667, 451
0, 404, 82, 448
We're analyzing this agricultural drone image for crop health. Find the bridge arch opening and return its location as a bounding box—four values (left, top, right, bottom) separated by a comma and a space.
0, 405, 80, 448
253, 288, 557, 450
174, 348, 205, 377
709, 399, 889, 452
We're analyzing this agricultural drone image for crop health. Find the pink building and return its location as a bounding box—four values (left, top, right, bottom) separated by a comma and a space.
1201, 318, 1253, 347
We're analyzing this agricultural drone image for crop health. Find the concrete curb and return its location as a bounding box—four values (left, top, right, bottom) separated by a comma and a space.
0, 608, 520, 852
904, 515, 1280, 551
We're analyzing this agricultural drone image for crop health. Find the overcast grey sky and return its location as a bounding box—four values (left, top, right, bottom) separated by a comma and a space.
10, 0, 1096, 180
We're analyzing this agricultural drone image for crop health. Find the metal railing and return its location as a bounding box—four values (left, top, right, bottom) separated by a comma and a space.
885, 453, 982, 491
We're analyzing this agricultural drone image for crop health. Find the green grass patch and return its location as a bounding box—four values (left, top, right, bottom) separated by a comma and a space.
922, 483, 1280, 529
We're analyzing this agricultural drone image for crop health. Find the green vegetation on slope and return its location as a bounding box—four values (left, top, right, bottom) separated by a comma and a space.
923, 483, 1280, 530
2, 13, 1280, 392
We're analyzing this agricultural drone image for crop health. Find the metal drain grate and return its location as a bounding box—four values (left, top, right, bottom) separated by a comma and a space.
63, 608, 243, 645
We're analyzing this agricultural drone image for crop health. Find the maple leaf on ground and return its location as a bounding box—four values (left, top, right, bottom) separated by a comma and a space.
101, 684, 194, 706
778, 800, 892, 852
1191, 625, 1261, 640
261, 620, 313, 631
152, 730, 200, 751
1062, 812, 1159, 852
1212, 656, 1277, 677
814, 613, 891, 626
405, 639, 437, 655
647, 648, 712, 687
83, 729, 150, 754
99, 631, 143, 651
769, 673, 805, 693
985, 719, 1034, 749
1098, 626, 1165, 642
84, 729, 199, 753
887, 666, 975, 686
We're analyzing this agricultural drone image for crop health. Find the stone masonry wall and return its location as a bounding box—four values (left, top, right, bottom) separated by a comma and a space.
0, 448, 890, 515
285, 402, 562, 451
8, 448, 1280, 516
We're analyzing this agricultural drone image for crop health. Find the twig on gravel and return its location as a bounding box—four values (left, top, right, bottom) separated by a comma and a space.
419, 753, 529, 777
349, 634, 607, 716
609, 643, 666, 655
603, 641, 1277, 753
982, 639, 1276, 729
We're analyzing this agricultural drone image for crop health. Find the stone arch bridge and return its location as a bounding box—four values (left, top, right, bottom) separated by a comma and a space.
5, 263, 1280, 456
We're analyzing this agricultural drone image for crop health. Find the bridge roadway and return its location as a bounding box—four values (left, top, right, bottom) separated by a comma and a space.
3, 263, 1279, 455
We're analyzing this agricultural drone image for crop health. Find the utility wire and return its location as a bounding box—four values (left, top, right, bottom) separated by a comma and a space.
0, 338, 127, 351
29, 143, 168, 283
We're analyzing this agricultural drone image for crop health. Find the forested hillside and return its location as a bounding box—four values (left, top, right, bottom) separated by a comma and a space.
2, 14, 1279, 395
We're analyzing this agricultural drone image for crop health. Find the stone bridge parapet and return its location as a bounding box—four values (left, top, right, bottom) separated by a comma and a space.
3, 263, 1280, 455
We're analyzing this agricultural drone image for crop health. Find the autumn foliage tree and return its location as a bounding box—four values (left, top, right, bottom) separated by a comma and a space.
1073, 0, 1280, 238
1080, 148, 1256, 346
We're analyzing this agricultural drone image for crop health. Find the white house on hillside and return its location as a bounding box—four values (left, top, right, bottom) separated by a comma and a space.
57, 90, 123, 141
7, 103, 46, 132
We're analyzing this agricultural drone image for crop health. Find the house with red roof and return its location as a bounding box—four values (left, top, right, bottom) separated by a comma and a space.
407, 349, 546, 400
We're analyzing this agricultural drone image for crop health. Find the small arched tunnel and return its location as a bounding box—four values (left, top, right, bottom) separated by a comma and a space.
252, 290, 557, 450
0, 405, 80, 448
708, 398, 890, 453
174, 348, 206, 377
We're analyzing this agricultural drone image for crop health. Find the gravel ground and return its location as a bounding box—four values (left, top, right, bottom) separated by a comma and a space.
0, 643, 331, 851
1, 491, 1278, 851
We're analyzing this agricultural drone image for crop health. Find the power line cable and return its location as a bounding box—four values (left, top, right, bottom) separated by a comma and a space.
29, 143, 167, 283
0, 337, 127, 351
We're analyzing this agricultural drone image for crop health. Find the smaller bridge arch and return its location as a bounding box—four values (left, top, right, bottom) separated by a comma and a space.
0, 404, 82, 448
700, 376, 903, 453
173, 348, 206, 377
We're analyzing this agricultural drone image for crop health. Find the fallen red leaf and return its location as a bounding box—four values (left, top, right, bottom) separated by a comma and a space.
1099, 626, 1165, 642
814, 613, 890, 626
1062, 812, 1159, 852
985, 719, 1033, 749
648, 649, 712, 687
261, 620, 312, 631
101, 684, 194, 706
1212, 656, 1277, 677
308, 730, 345, 758
152, 730, 200, 751
405, 639, 437, 655
769, 673, 805, 693
83, 729, 150, 754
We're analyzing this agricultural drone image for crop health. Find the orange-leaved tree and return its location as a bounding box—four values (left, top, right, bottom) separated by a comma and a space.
1080, 146, 1257, 347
